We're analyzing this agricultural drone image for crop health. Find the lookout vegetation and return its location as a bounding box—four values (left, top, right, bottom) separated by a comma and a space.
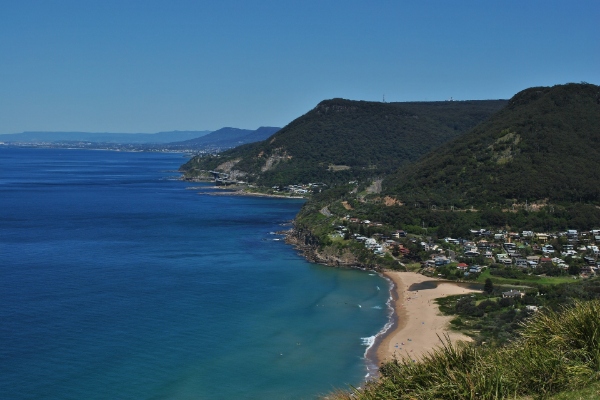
330, 299, 600, 400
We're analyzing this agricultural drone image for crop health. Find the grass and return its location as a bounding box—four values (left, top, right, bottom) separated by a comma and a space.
404, 262, 422, 272
542, 380, 600, 399
476, 269, 577, 286
329, 300, 600, 399
475, 296, 500, 306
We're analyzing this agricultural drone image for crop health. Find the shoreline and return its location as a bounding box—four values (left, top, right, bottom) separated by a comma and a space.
283, 226, 481, 378
374, 271, 481, 365
184, 182, 306, 199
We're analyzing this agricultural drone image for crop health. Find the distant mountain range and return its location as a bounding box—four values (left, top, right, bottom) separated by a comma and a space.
0, 127, 281, 150
0, 130, 212, 144
167, 127, 280, 148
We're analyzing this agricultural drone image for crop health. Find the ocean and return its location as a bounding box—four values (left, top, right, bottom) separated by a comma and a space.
0, 147, 390, 399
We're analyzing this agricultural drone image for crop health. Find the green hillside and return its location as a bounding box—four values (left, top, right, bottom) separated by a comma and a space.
181, 98, 506, 186
384, 83, 600, 207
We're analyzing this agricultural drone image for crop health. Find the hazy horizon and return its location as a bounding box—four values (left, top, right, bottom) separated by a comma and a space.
1, 0, 598, 134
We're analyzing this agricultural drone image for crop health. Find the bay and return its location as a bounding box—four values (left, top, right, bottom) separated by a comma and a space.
0, 147, 389, 399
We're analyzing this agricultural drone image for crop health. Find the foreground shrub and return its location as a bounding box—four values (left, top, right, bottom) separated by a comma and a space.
331, 300, 600, 400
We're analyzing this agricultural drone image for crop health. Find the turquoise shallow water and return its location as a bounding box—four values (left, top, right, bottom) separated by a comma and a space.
0, 147, 390, 399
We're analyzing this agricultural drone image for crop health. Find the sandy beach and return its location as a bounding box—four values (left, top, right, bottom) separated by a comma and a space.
375, 271, 480, 364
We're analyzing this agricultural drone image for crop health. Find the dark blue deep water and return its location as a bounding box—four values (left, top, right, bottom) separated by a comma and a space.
0, 148, 389, 399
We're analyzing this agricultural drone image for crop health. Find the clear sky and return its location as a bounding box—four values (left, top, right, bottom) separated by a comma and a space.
1, 0, 598, 133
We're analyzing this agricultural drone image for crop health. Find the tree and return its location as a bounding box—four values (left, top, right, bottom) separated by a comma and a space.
484, 278, 494, 294
568, 264, 581, 276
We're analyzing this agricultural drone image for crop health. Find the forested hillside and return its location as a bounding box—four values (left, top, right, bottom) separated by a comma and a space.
384, 83, 600, 207
181, 99, 506, 186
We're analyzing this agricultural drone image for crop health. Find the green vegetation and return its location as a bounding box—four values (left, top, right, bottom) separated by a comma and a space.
436, 277, 600, 346
384, 83, 600, 207
179, 83, 600, 398
545, 381, 600, 400
332, 299, 600, 399
479, 268, 577, 286
181, 99, 506, 187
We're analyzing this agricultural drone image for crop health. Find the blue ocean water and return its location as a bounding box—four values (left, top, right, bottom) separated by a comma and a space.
0, 147, 390, 399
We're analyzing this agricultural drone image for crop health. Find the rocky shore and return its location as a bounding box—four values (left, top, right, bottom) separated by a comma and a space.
284, 225, 380, 270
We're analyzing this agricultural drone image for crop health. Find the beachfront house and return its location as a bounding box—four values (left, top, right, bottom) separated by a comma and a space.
502, 289, 525, 299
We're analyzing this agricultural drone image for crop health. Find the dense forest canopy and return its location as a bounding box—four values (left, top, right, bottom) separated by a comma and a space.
384, 83, 600, 207
181, 99, 507, 187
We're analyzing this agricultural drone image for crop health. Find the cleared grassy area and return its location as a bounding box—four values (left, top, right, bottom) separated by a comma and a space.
404, 262, 422, 272
475, 296, 500, 306
477, 268, 577, 286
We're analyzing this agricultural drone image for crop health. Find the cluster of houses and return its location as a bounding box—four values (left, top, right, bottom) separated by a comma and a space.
272, 183, 327, 195
437, 229, 600, 274
330, 224, 411, 257
331, 219, 600, 276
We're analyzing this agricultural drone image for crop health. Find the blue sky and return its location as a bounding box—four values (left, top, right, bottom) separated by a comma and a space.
1, 0, 598, 133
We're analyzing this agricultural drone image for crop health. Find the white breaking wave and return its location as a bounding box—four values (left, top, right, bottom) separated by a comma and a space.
361, 336, 375, 347
362, 273, 396, 380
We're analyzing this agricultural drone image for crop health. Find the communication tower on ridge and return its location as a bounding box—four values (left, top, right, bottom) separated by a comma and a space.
383, 94, 386, 103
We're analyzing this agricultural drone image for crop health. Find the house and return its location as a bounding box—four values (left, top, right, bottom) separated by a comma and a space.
503, 242, 517, 252
502, 289, 525, 299
539, 257, 553, 266
365, 238, 378, 248
542, 244, 555, 254
584, 256, 596, 266
536, 233, 549, 243
515, 258, 528, 268
469, 265, 482, 273
477, 241, 491, 250
509, 232, 521, 240
457, 263, 469, 271
434, 257, 450, 267
496, 254, 513, 265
